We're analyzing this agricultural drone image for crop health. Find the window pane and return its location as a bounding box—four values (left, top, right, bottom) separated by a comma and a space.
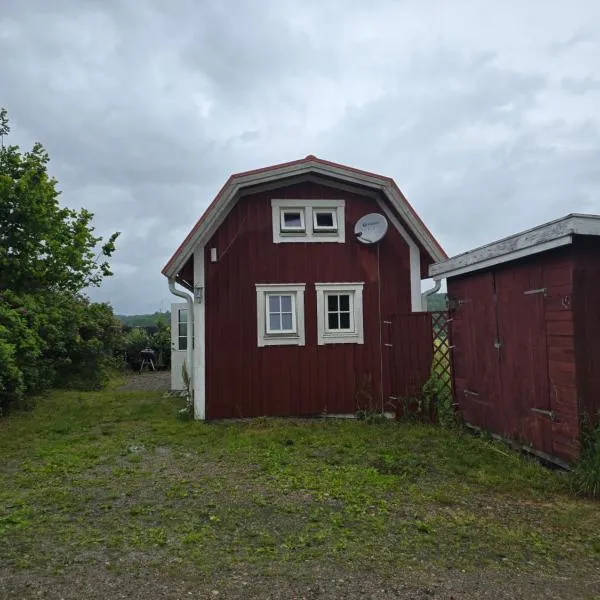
328, 312, 339, 330
280, 295, 292, 312
327, 295, 338, 311
269, 313, 281, 331
178, 323, 187, 337
268, 295, 280, 313
340, 312, 351, 329
283, 211, 302, 228
179, 309, 188, 323
315, 212, 334, 227
281, 313, 293, 330
339, 294, 350, 311
179, 336, 187, 350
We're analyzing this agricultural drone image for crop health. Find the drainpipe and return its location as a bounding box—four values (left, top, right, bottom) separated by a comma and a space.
421, 279, 441, 311
168, 278, 194, 401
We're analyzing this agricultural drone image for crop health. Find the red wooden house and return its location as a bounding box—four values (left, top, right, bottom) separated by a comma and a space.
430, 214, 600, 464
162, 155, 446, 419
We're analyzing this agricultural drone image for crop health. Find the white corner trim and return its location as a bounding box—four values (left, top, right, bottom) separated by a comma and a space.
256, 283, 306, 347
376, 199, 422, 312
315, 282, 364, 345
271, 199, 345, 243
193, 246, 206, 420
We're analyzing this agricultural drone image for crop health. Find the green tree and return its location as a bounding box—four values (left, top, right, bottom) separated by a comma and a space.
0, 108, 122, 414
0, 107, 119, 294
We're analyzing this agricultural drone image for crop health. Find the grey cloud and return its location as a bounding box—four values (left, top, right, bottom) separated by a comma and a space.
1, 1, 599, 313
561, 76, 600, 94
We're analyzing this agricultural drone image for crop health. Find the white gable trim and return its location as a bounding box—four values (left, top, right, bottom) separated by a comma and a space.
163, 159, 445, 278
430, 213, 600, 281
376, 199, 422, 312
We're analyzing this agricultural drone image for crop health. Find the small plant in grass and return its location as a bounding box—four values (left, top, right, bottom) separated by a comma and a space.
354, 373, 387, 423
569, 413, 600, 499
422, 372, 460, 430
177, 362, 194, 420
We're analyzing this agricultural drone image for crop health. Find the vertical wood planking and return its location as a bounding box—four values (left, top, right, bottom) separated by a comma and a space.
203, 180, 415, 418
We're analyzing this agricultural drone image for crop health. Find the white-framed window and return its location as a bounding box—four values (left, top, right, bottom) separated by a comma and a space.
256, 284, 306, 347
280, 208, 305, 232
313, 209, 338, 232
315, 283, 364, 345
178, 308, 188, 350
271, 199, 345, 243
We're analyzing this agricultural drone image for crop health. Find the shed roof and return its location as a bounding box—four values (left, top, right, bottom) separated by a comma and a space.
162, 155, 447, 279
429, 213, 600, 280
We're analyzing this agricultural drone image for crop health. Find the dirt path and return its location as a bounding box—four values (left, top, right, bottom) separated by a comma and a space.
117, 370, 171, 392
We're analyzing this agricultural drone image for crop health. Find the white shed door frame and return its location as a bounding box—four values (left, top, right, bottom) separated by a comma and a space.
170, 302, 189, 391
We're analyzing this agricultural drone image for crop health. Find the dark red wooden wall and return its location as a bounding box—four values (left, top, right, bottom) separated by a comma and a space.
202, 178, 423, 419
448, 247, 582, 462
573, 236, 600, 427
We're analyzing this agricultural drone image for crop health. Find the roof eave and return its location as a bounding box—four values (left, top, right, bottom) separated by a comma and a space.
429, 213, 600, 280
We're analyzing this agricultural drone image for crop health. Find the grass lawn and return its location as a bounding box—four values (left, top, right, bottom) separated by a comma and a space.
1, 384, 599, 599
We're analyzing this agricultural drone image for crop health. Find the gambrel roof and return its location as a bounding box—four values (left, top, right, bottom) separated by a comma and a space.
162, 155, 447, 279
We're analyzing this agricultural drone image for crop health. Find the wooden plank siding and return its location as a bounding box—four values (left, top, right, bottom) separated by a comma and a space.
203, 180, 417, 419
447, 271, 501, 432
448, 248, 583, 462
573, 236, 600, 428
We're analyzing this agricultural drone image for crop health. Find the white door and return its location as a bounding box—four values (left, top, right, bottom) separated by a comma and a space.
171, 303, 189, 391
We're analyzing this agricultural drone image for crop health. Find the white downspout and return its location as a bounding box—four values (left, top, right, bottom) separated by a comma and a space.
421, 279, 441, 311
168, 278, 194, 404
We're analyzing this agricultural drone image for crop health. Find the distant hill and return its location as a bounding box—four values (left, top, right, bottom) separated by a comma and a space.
117, 311, 170, 327
426, 292, 446, 312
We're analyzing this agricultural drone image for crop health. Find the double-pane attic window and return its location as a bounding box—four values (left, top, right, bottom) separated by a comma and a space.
271, 199, 345, 243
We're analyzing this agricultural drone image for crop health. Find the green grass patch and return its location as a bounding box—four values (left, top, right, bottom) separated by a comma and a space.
1, 387, 598, 582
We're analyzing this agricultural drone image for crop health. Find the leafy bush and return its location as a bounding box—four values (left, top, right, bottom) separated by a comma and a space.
0, 108, 122, 413
569, 414, 600, 499
123, 328, 152, 370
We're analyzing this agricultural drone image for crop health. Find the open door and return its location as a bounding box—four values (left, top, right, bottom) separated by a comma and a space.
171, 303, 189, 391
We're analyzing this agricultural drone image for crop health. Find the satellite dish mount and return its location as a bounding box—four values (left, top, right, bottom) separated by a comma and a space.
354, 213, 389, 244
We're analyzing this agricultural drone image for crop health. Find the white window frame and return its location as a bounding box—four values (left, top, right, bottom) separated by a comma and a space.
265, 293, 297, 335
315, 283, 364, 345
178, 308, 188, 350
256, 284, 306, 347
313, 208, 338, 233
271, 199, 345, 243
280, 208, 306, 233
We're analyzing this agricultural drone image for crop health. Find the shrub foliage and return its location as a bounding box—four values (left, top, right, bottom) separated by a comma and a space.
0, 108, 122, 414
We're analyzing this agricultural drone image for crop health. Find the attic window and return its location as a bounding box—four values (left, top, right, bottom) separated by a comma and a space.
280, 209, 305, 232
271, 199, 345, 243
313, 209, 337, 232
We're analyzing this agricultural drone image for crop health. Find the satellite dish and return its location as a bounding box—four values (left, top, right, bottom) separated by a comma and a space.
354, 213, 388, 244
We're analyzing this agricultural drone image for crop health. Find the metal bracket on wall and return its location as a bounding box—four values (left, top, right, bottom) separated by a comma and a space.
530, 407, 556, 421
524, 287, 547, 296
494, 340, 502, 349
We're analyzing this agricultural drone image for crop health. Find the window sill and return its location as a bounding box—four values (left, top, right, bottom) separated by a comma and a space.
318, 333, 364, 345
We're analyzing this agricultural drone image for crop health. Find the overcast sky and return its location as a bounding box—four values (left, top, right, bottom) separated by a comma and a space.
2, 1, 599, 314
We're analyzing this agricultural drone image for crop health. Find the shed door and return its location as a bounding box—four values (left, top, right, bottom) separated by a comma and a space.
495, 264, 553, 455
170, 303, 189, 391
451, 272, 501, 431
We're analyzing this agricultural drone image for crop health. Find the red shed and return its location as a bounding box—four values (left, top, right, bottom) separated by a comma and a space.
430, 214, 600, 464
162, 155, 446, 420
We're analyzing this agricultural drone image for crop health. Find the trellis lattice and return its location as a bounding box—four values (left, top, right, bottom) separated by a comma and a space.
430, 311, 454, 399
